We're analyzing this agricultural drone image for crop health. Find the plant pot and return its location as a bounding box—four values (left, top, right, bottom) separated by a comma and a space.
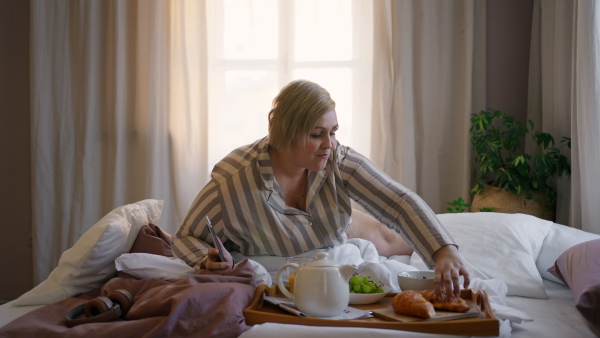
470, 185, 555, 221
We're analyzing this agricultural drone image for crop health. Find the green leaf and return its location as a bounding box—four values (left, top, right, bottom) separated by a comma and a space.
512, 155, 525, 166
446, 197, 471, 213
469, 109, 571, 198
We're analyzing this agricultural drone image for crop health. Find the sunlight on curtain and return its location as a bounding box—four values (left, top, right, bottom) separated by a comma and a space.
169, 1, 210, 221
30, 0, 208, 283
30, 0, 371, 284
206, 0, 373, 171
294, 1, 353, 61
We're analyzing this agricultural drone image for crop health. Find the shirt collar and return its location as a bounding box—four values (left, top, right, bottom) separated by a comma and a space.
257, 136, 335, 195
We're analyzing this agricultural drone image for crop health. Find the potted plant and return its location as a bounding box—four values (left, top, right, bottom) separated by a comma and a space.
468, 109, 571, 220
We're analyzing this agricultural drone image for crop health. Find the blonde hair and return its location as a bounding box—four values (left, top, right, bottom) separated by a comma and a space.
268, 80, 336, 151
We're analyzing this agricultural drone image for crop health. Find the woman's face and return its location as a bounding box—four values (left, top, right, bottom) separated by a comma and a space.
290, 110, 338, 171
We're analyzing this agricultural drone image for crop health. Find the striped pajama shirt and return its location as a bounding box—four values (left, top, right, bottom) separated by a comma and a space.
172, 137, 455, 270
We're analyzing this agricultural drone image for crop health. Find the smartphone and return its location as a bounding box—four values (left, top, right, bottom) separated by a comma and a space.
206, 216, 226, 262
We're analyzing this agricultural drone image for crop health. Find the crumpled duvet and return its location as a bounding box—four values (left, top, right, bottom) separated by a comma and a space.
0, 260, 257, 338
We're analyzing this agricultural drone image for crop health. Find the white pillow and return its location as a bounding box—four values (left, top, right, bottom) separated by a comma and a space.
14, 199, 163, 306
115, 253, 196, 280
536, 222, 600, 284
411, 212, 552, 299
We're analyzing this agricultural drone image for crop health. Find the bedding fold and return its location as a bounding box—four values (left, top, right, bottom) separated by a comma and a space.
0, 260, 257, 338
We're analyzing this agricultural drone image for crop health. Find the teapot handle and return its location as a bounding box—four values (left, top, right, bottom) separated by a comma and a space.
276, 263, 298, 299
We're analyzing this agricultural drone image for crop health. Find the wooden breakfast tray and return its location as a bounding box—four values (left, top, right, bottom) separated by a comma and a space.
243, 285, 500, 336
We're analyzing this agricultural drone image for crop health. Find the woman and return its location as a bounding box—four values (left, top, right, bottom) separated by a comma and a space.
172, 80, 470, 298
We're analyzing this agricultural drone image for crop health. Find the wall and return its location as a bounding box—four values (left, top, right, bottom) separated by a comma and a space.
0, 0, 33, 303
486, 0, 534, 121
0, 0, 534, 302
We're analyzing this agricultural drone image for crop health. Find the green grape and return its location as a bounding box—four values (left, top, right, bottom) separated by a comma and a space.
347, 273, 386, 294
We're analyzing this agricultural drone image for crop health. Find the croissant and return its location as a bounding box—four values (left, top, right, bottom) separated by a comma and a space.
391, 290, 436, 318
420, 289, 470, 312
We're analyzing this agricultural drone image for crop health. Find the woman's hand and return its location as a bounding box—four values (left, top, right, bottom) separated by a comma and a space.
204, 237, 234, 271
432, 245, 471, 300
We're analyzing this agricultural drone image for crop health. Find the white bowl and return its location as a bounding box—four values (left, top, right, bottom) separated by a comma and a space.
397, 271, 465, 291
397, 271, 435, 291
349, 286, 391, 305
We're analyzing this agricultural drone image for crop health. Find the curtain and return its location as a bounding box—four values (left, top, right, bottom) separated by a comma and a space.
573, 1, 600, 234
31, 0, 208, 284
527, 0, 574, 226
371, 0, 486, 213
528, 0, 600, 234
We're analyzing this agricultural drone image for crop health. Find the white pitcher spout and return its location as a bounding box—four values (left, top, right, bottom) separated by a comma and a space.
339, 264, 357, 282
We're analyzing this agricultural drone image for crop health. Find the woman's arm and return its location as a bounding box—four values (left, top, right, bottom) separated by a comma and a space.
172, 180, 228, 270
347, 208, 414, 256
432, 245, 471, 298
337, 146, 469, 299
338, 146, 455, 268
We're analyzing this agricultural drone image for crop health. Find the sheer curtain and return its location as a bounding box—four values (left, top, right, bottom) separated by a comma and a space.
528, 0, 600, 233
371, 0, 486, 213
30, 0, 208, 283
205, 0, 374, 168
574, 1, 600, 234
30, 0, 371, 285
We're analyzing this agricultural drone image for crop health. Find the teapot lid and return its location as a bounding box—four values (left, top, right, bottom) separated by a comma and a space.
304, 252, 340, 267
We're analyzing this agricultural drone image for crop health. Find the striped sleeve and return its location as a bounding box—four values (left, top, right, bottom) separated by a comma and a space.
337, 146, 456, 268
172, 179, 221, 270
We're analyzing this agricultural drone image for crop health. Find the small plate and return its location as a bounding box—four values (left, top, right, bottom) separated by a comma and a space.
349, 286, 392, 305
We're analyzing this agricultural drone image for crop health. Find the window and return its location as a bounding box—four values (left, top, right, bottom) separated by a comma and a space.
206, 0, 373, 169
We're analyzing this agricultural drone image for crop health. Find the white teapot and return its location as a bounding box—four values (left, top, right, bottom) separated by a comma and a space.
276, 252, 356, 317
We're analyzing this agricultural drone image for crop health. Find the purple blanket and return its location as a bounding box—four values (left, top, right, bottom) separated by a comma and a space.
0, 260, 257, 338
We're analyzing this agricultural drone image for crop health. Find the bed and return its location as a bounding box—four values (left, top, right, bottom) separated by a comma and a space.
1, 199, 598, 337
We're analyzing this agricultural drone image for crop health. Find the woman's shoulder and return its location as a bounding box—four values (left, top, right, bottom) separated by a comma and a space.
333, 142, 365, 163
212, 137, 268, 182
229, 137, 267, 158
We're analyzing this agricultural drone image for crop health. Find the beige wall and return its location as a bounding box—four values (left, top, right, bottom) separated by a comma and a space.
0, 0, 534, 302
0, 0, 33, 303
486, 0, 534, 122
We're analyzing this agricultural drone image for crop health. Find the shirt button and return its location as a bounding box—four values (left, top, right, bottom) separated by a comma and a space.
309, 222, 313, 226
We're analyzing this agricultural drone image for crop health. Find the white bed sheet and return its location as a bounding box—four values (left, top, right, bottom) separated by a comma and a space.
508, 279, 596, 338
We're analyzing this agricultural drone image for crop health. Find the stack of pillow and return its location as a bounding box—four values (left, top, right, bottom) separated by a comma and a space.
13, 199, 164, 306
